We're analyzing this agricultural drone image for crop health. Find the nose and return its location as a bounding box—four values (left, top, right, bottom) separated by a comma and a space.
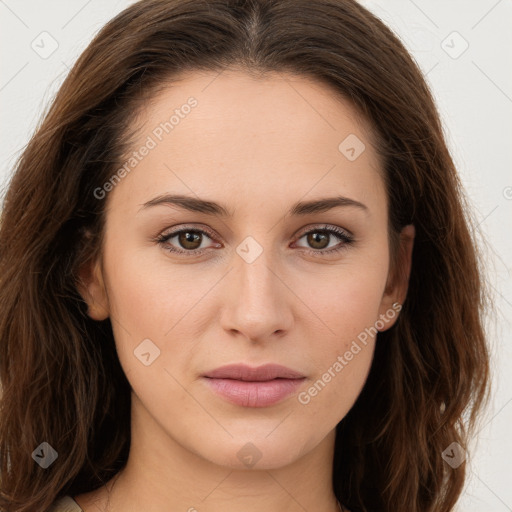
219, 245, 294, 344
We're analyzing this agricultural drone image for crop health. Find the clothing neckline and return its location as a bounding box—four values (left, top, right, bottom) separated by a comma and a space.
69, 496, 84, 511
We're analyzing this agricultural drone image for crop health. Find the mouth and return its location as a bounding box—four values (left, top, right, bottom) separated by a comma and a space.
202, 363, 306, 408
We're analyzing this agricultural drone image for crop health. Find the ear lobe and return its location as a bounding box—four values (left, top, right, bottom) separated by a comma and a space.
378, 224, 415, 331
76, 256, 110, 321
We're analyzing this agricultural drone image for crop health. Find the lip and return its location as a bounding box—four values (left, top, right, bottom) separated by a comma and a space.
202, 364, 306, 407
204, 363, 305, 381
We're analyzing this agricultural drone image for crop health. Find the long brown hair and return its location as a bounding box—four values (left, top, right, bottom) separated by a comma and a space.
0, 1, 491, 510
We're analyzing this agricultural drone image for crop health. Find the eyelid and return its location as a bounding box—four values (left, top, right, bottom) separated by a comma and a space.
154, 223, 354, 257
291, 224, 354, 255
294, 223, 353, 239
157, 224, 218, 242
154, 224, 221, 255
156, 223, 352, 241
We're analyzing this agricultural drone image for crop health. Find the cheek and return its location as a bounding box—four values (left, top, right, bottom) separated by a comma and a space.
103, 227, 390, 358
305, 259, 389, 344
296, 253, 388, 403
101, 238, 229, 397
103, 240, 179, 330
296, 277, 382, 420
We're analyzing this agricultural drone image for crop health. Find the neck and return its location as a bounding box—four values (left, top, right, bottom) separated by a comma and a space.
96, 392, 342, 512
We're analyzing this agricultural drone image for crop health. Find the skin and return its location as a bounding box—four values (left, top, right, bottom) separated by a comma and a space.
75, 68, 415, 512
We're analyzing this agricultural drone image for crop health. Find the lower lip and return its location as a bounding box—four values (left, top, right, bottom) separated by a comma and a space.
203, 377, 305, 407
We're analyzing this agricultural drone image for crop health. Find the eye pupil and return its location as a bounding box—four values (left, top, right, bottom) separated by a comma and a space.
179, 231, 202, 249
307, 231, 329, 249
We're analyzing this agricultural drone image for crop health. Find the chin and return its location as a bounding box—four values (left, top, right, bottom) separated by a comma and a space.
192, 431, 315, 471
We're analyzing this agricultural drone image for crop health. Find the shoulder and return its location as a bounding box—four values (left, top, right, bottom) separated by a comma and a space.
47, 495, 84, 512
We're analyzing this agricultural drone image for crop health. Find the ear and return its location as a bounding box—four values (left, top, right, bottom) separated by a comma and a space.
76, 255, 110, 321
377, 224, 415, 331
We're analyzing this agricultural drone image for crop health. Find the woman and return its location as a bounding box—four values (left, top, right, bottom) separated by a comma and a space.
0, 0, 491, 511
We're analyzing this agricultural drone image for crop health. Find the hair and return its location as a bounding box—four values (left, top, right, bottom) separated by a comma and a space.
0, 0, 491, 511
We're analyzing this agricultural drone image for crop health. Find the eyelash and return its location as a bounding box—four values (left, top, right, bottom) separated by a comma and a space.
154, 224, 354, 258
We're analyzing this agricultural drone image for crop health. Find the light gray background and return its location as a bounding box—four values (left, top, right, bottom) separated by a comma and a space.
1, 0, 511, 509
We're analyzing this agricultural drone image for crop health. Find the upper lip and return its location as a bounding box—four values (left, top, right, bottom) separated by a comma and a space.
203, 363, 305, 381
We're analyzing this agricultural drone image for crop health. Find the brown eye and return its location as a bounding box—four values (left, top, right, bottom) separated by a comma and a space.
306, 231, 330, 250
177, 231, 203, 250
294, 225, 354, 256
155, 226, 221, 256
155, 224, 353, 258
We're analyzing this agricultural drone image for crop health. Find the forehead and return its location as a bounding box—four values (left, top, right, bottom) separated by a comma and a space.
108, 68, 386, 216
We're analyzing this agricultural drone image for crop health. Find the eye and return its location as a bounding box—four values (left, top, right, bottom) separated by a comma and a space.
293, 224, 354, 256
155, 225, 220, 256
154, 224, 354, 257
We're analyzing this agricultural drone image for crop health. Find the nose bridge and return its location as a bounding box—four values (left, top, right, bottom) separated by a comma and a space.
221, 233, 291, 340
236, 234, 283, 308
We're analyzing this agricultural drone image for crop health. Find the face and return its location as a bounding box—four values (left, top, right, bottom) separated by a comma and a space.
80, 69, 414, 471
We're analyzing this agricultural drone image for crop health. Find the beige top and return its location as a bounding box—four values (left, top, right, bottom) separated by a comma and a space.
47, 495, 84, 512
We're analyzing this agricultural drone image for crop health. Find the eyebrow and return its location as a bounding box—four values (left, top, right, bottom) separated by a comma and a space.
138, 194, 369, 217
